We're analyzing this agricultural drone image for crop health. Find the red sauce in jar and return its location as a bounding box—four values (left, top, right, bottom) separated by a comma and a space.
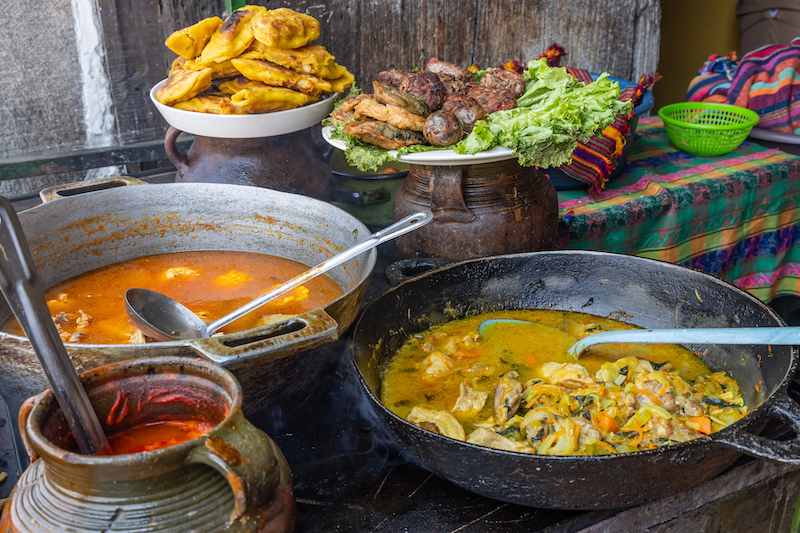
107, 419, 215, 454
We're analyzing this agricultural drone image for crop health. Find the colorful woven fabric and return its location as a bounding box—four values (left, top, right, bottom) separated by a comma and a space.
557, 117, 800, 303
558, 72, 660, 197
686, 52, 738, 103
728, 36, 800, 133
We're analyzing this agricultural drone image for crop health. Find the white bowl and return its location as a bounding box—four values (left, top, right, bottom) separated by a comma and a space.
150, 79, 338, 138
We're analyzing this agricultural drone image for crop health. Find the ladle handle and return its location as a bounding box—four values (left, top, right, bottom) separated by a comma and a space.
569, 327, 800, 358
204, 211, 433, 335
0, 197, 110, 455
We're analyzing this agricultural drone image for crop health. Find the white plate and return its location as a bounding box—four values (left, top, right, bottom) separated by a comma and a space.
748, 127, 800, 145
321, 126, 516, 165
150, 80, 338, 138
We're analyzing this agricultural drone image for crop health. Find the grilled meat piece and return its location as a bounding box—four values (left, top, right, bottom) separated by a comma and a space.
376, 68, 410, 88
423, 110, 462, 146
426, 59, 474, 82
399, 71, 447, 111
343, 118, 425, 150
467, 85, 517, 114
480, 69, 526, 98
373, 81, 430, 117
441, 95, 485, 133
437, 74, 475, 97
354, 98, 427, 132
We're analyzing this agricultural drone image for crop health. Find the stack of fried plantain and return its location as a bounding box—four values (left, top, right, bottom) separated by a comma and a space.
157, 6, 354, 114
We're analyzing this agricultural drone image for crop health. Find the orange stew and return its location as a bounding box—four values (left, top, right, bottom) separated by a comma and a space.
107, 419, 215, 454
0, 250, 344, 344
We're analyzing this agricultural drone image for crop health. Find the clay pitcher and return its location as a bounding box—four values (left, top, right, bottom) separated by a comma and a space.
165, 125, 332, 199
0, 357, 296, 533
392, 159, 558, 260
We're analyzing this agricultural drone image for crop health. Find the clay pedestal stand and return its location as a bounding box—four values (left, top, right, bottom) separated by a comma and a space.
392, 156, 559, 261
165, 125, 332, 199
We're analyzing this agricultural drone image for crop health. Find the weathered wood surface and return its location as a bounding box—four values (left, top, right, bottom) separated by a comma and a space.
0, 0, 660, 195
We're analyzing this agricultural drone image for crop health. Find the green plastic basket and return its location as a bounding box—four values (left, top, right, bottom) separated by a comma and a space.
658, 102, 760, 156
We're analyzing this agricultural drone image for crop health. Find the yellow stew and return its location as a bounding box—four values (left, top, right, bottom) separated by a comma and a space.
381, 309, 748, 456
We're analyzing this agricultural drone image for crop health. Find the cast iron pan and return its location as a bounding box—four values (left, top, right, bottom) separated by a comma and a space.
351, 251, 800, 509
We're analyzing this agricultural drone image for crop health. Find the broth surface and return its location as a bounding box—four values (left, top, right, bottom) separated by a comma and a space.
381, 309, 748, 455
1, 250, 343, 344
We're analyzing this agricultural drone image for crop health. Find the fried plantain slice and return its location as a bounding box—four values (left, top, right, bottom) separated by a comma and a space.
229, 84, 320, 113
185, 57, 239, 79
157, 68, 213, 105
165, 16, 223, 59
241, 42, 340, 78
231, 58, 331, 95
195, 5, 266, 66
251, 8, 320, 49
327, 69, 355, 93
173, 92, 248, 114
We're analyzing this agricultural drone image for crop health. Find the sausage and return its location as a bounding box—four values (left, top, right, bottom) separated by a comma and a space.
441, 95, 486, 133
423, 110, 463, 147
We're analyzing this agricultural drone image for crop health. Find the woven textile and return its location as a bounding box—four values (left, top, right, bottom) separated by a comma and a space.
728, 36, 800, 133
557, 117, 800, 303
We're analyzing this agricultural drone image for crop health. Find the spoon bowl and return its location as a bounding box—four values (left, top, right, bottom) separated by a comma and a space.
126, 211, 432, 342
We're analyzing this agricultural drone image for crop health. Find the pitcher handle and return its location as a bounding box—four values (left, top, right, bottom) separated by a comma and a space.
39, 176, 147, 203
429, 165, 475, 224
164, 126, 190, 176
186, 408, 295, 525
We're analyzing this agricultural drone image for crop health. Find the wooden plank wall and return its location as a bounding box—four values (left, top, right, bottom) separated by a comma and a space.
6, 0, 660, 169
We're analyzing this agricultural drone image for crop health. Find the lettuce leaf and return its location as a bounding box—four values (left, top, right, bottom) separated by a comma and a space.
455, 59, 633, 168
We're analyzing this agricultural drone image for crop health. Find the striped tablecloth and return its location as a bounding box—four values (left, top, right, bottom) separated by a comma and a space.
556, 117, 800, 304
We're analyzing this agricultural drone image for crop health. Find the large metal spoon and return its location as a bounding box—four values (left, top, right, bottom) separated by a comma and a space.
126, 211, 433, 342
568, 327, 800, 358
0, 197, 110, 455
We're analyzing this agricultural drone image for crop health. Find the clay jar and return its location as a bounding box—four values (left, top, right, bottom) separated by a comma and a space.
392, 159, 559, 260
0, 357, 296, 533
165, 125, 332, 199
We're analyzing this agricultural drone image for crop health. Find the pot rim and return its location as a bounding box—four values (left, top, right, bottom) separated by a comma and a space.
351, 250, 799, 462
26, 356, 242, 465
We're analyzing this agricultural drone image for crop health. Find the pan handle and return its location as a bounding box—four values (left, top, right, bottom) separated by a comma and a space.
184, 309, 339, 364
39, 176, 147, 203
713, 391, 800, 464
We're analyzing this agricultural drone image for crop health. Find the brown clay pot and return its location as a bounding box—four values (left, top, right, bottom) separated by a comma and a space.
392, 159, 559, 260
165, 126, 332, 199
0, 357, 296, 533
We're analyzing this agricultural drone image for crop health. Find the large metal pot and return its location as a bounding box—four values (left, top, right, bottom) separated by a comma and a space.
351, 251, 800, 509
0, 177, 375, 422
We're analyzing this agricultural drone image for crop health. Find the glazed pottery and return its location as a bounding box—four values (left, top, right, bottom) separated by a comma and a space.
0, 357, 296, 532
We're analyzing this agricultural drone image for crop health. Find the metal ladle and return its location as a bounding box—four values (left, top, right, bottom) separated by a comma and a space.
478, 318, 800, 359
0, 197, 110, 455
568, 326, 800, 358
125, 211, 433, 342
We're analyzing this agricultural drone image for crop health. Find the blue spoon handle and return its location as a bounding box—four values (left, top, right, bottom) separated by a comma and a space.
568, 327, 800, 359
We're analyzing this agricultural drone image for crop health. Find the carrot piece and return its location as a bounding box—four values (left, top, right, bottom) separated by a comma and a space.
572, 425, 581, 450
657, 383, 669, 397
455, 348, 483, 359
595, 411, 620, 433
524, 353, 538, 367
690, 416, 712, 435
629, 419, 644, 446
633, 388, 662, 404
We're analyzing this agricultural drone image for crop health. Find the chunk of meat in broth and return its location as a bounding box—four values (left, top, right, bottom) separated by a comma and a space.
466, 427, 531, 453
494, 371, 523, 426
407, 406, 465, 440
541, 362, 594, 389
452, 382, 489, 415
